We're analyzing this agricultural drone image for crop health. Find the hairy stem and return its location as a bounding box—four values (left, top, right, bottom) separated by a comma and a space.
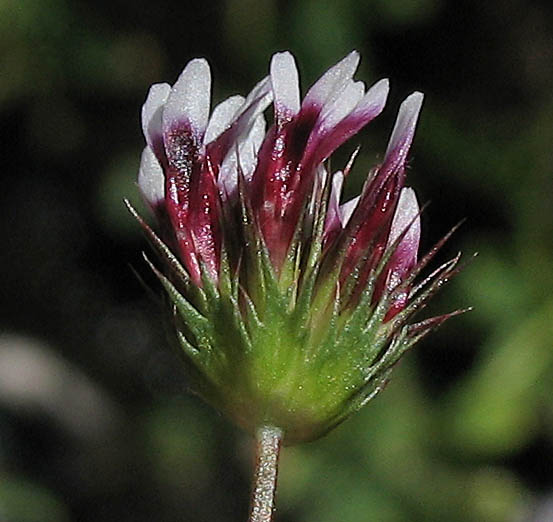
248, 426, 283, 522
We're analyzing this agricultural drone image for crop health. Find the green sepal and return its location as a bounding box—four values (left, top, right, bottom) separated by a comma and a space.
142, 254, 213, 349
292, 170, 331, 332
125, 199, 208, 313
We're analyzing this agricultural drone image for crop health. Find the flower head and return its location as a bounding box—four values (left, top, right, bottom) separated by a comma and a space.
130, 51, 464, 444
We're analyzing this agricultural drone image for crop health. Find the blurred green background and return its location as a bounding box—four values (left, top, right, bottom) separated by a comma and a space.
1, 0, 553, 521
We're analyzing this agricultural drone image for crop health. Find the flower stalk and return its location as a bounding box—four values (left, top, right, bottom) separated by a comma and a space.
248, 426, 283, 522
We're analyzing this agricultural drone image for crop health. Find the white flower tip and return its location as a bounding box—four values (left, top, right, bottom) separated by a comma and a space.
340, 195, 360, 227
141, 83, 171, 146
350, 78, 389, 121
331, 170, 345, 199
320, 80, 365, 126
369, 78, 390, 105
406, 90, 424, 105
138, 147, 165, 207
174, 59, 211, 98
183, 57, 210, 77
399, 91, 424, 125
163, 57, 212, 137
335, 50, 361, 76
385, 90, 424, 159
398, 186, 419, 215
389, 187, 421, 245
303, 51, 361, 110
204, 94, 245, 144
270, 51, 300, 120
272, 50, 294, 61
145, 82, 171, 101
337, 50, 361, 76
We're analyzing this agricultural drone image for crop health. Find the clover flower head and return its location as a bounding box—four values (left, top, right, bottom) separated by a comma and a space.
130, 51, 464, 444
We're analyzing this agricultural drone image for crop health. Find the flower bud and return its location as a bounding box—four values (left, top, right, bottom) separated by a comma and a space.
130, 51, 465, 444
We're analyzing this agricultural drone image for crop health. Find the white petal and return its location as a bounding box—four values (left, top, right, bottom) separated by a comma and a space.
217, 153, 239, 197
270, 52, 300, 123
222, 79, 272, 144
340, 195, 360, 226
206, 76, 272, 165
318, 80, 365, 130
204, 95, 245, 144
385, 91, 424, 160
141, 83, 170, 149
138, 146, 165, 206
233, 76, 273, 129
303, 51, 360, 109
244, 75, 273, 107
162, 58, 211, 139
309, 165, 329, 218
388, 187, 420, 248
349, 78, 389, 121
240, 113, 266, 178
218, 113, 266, 197
324, 170, 344, 231
385, 187, 421, 291
303, 79, 389, 167
329, 171, 344, 217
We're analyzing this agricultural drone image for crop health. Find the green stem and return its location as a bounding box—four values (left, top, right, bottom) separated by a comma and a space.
248, 426, 283, 522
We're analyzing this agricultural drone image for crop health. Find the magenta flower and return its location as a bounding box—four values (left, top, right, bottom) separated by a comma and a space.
131, 51, 463, 445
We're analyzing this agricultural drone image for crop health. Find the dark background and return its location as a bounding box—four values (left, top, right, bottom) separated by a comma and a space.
1, 0, 553, 520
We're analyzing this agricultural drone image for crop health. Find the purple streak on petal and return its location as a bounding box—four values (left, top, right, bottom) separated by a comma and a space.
340, 164, 405, 285
165, 161, 191, 226
165, 157, 222, 286
288, 54, 362, 223
381, 188, 421, 319
160, 62, 216, 227
163, 121, 205, 267
141, 83, 170, 163
270, 52, 300, 127
138, 146, 165, 209
251, 59, 388, 271
186, 161, 222, 283
249, 101, 324, 269
249, 124, 295, 268
249, 70, 320, 269
174, 225, 202, 285
163, 121, 198, 211
340, 90, 422, 283
387, 187, 421, 271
